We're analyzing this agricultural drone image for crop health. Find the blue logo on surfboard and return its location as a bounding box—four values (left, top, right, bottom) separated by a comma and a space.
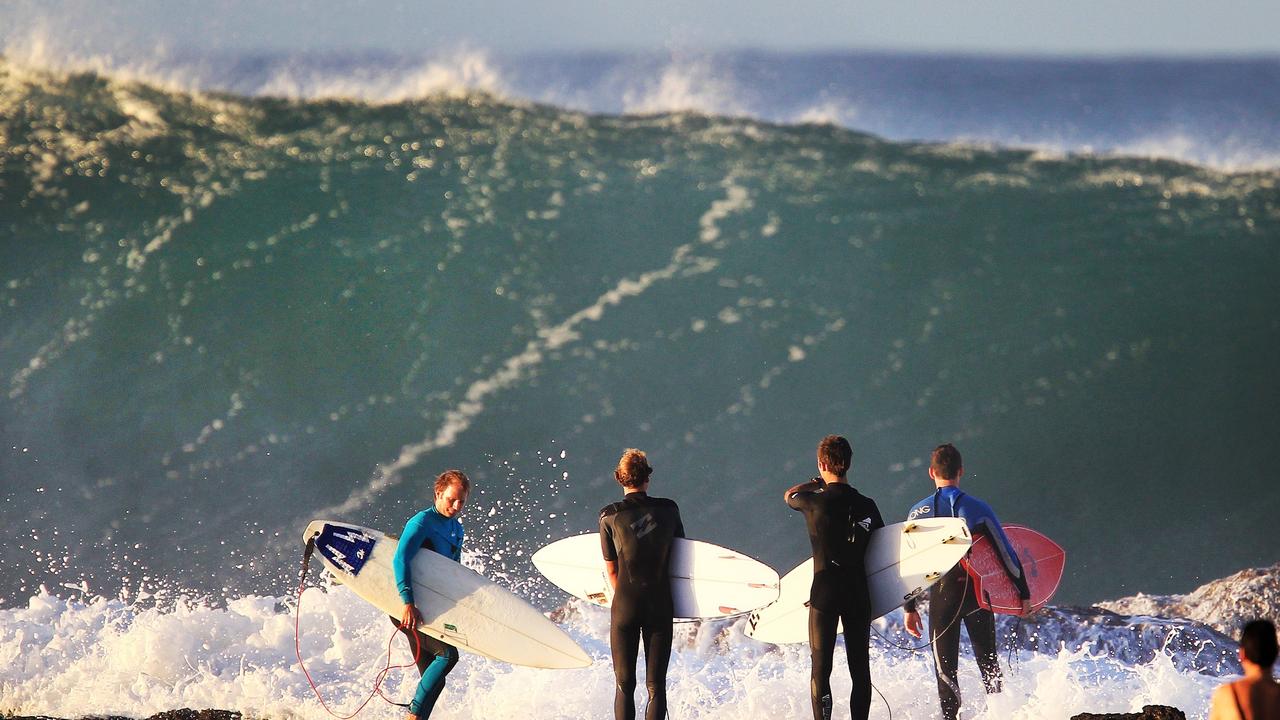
316, 523, 377, 577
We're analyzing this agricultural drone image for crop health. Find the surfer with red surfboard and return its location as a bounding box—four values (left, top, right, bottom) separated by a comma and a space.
902, 444, 1031, 720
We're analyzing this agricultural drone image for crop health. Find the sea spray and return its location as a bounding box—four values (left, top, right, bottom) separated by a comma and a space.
0, 584, 1237, 719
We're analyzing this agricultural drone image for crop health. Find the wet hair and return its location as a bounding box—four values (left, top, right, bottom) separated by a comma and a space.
434, 469, 471, 496
931, 444, 963, 481
1240, 619, 1278, 668
816, 435, 852, 477
614, 449, 653, 489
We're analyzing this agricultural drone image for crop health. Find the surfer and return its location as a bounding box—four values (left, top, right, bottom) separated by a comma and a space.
391, 469, 470, 720
1209, 619, 1280, 720
599, 448, 685, 720
784, 434, 885, 720
902, 443, 1029, 720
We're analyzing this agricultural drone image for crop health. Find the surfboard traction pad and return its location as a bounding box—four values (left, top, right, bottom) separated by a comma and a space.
314, 523, 378, 577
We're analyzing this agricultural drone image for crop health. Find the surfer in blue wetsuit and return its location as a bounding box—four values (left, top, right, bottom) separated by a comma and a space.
599, 448, 685, 720
391, 469, 470, 720
902, 444, 1029, 720
785, 434, 884, 720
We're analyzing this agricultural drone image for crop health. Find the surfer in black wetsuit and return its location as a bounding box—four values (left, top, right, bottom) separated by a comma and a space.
599, 448, 685, 720
785, 434, 885, 720
902, 444, 1030, 720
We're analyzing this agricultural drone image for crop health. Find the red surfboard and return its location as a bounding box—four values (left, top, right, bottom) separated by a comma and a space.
961, 524, 1065, 615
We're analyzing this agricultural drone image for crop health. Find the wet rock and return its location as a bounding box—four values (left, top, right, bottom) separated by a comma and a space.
1098, 562, 1280, 637
1070, 704, 1186, 719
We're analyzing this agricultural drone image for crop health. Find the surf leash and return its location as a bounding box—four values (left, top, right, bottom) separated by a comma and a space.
870, 681, 893, 720
869, 571, 970, 654
295, 537, 423, 718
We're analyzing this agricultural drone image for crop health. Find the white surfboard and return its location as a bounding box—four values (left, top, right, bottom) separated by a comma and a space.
745, 517, 970, 644
531, 534, 780, 619
303, 520, 590, 669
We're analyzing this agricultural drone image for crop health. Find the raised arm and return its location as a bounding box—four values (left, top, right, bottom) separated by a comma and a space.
784, 478, 823, 508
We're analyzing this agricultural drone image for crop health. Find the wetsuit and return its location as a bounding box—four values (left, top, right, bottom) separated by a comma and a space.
787, 481, 885, 720
599, 492, 685, 720
903, 486, 1029, 720
391, 507, 464, 720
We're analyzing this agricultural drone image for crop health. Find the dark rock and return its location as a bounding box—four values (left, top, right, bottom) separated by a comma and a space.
9, 710, 242, 720
1070, 705, 1186, 719
145, 711, 241, 720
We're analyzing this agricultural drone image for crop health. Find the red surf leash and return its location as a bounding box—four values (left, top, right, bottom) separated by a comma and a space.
294, 538, 422, 718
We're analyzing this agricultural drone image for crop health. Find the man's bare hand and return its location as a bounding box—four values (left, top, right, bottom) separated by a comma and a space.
904, 609, 924, 638
400, 603, 421, 630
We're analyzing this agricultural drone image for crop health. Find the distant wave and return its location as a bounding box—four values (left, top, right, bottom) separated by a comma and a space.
2, 54, 1277, 611
3, 35, 1278, 171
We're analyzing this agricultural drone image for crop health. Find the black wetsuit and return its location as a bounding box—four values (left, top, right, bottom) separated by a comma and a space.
787, 481, 885, 720
599, 492, 685, 720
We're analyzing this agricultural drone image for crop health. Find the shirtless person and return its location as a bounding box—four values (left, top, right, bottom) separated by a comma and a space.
785, 434, 885, 720
1209, 619, 1280, 720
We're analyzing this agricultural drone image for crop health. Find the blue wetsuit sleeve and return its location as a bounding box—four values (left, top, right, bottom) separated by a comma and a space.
394, 512, 432, 604
961, 501, 1031, 600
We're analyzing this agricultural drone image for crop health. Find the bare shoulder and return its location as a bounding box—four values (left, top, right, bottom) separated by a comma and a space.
1207, 682, 1237, 720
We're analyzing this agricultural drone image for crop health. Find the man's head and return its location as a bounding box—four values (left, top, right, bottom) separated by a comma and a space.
434, 469, 470, 519
817, 435, 852, 477
615, 448, 652, 490
930, 444, 963, 482
1240, 619, 1278, 669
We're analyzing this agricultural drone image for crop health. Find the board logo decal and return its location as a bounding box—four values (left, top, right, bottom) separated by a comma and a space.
317, 523, 377, 577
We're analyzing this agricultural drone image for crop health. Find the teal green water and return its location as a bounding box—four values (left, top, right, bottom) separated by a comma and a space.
1, 60, 1278, 607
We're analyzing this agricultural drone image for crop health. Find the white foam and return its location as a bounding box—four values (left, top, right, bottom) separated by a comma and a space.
250, 50, 508, 104
1, 587, 1223, 719
620, 57, 746, 117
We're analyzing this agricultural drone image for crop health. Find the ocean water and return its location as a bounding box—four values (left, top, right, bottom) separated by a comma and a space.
1, 48, 1278, 718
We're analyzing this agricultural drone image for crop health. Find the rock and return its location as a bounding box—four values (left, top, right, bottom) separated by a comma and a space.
873, 600, 1241, 676
145, 711, 242, 720
1098, 563, 1280, 637
1070, 705, 1185, 719
9, 709, 242, 720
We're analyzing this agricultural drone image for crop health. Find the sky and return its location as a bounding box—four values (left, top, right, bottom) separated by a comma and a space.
2, 0, 1279, 57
